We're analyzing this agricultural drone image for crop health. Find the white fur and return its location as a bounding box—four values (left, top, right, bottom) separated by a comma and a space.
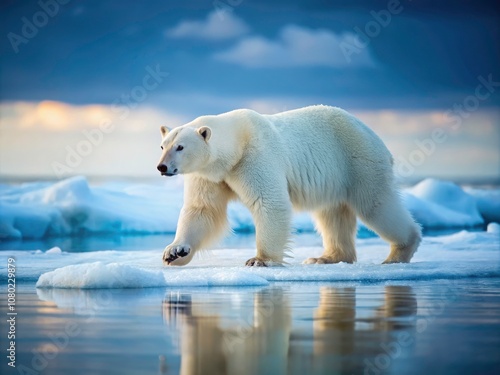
158, 105, 421, 266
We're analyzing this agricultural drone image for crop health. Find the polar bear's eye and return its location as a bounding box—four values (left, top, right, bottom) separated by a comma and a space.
176, 145, 184, 151
160, 146, 163, 150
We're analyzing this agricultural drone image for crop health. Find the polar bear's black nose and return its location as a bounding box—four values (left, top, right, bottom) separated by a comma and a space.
157, 164, 168, 173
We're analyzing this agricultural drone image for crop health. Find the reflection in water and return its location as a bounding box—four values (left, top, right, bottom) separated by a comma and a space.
25, 280, 500, 374
162, 286, 417, 375
163, 288, 290, 375
312, 287, 356, 374
227, 288, 290, 375
374, 286, 418, 331
312, 286, 417, 375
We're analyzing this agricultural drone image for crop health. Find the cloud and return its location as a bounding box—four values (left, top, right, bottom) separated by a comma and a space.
0, 101, 186, 133
214, 25, 375, 68
352, 109, 500, 179
0, 101, 186, 177
5, 101, 112, 131
165, 11, 249, 40
1, 100, 498, 179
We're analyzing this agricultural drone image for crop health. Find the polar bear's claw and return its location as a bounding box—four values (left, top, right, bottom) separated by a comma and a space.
163, 245, 191, 265
245, 257, 268, 267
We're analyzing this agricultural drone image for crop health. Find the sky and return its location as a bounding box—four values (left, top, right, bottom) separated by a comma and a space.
0, 0, 499, 181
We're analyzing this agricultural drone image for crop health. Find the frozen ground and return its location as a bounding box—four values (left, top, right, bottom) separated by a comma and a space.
0, 177, 498, 375
1, 176, 499, 240
0, 226, 498, 288
0, 176, 498, 288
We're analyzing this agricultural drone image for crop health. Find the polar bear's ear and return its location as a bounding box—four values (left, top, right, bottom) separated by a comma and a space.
197, 126, 211, 142
160, 126, 170, 137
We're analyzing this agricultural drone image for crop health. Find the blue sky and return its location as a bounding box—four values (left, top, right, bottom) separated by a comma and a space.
0, 0, 499, 180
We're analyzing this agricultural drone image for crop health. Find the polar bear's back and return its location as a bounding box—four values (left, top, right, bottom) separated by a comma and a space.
266, 105, 385, 149
264, 105, 394, 210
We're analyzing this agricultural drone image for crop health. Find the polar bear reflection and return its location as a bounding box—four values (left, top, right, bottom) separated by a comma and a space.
162, 286, 416, 375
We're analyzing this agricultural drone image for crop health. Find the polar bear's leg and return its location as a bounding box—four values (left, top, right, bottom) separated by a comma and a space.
358, 191, 421, 264
226, 160, 292, 267
245, 200, 292, 266
304, 204, 357, 264
163, 178, 233, 266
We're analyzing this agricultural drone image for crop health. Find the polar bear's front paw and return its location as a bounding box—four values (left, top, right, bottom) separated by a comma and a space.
245, 257, 268, 267
163, 244, 191, 265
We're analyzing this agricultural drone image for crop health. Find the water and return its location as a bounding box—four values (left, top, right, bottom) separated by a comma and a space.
1, 279, 499, 375
0, 227, 482, 253
0, 191, 498, 375
0, 232, 305, 253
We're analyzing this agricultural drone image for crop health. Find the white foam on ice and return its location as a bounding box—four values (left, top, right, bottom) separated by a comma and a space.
1, 177, 498, 239
0, 229, 498, 288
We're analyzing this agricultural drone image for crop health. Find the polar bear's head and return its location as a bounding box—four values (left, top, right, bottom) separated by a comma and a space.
157, 125, 212, 176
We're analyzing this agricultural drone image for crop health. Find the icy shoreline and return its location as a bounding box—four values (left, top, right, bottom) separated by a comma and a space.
1, 176, 499, 240
0, 227, 498, 288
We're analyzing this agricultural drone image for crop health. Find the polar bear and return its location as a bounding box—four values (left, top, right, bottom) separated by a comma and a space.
157, 105, 421, 267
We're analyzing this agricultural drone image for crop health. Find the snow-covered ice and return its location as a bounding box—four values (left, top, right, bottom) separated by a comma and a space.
404, 179, 484, 228
467, 187, 500, 224
0, 176, 498, 288
0, 176, 499, 239
45, 246, 62, 254
0, 229, 498, 288
0, 176, 183, 239
36, 262, 167, 289
487, 222, 500, 234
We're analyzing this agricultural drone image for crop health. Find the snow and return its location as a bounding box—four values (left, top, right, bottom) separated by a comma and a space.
1, 177, 498, 240
0, 176, 183, 239
404, 179, 484, 228
36, 261, 270, 288
36, 262, 167, 289
0, 229, 498, 288
487, 222, 500, 234
467, 188, 500, 224
45, 246, 62, 254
